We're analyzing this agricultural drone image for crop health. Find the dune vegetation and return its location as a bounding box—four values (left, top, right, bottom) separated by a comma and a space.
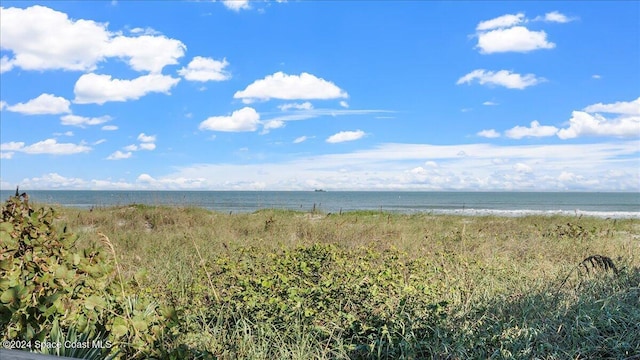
1, 193, 639, 359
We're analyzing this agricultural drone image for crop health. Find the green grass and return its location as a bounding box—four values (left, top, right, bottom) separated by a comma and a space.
55, 206, 639, 359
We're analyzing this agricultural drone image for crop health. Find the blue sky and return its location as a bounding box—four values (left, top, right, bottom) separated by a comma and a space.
1, 1, 639, 191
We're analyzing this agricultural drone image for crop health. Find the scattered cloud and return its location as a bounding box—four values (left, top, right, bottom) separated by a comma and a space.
153, 141, 639, 191
104, 35, 185, 73
21, 139, 90, 155
18, 173, 88, 189
136, 173, 207, 189
199, 107, 261, 132
278, 102, 314, 111
556, 98, 640, 139
107, 150, 132, 160
5, 94, 71, 115
457, 69, 544, 89
505, 120, 559, 139
261, 108, 391, 124
474, 12, 569, 54
222, 0, 250, 11
340, 101, 349, 108
1, 139, 91, 155
293, 136, 308, 144
178, 56, 231, 82
557, 111, 640, 139
0, 142, 25, 151
477, 129, 501, 138
483, 101, 499, 106
61, 114, 112, 127
494, 98, 640, 141
234, 72, 348, 103
129, 27, 161, 36
0, 6, 109, 72
137, 133, 156, 143
477, 26, 555, 54
140, 143, 156, 150
0, 141, 24, 159
533, 11, 576, 23
74, 73, 180, 104
326, 130, 366, 143
5, 140, 638, 190
261, 120, 285, 134
592, 74, 602, 80
102, 125, 118, 131
583, 97, 640, 115
53, 131, 74, 137
0, 5, 186, 73
476, 13, 525, 31
109, 133, 156, 159
1, 56, 14, 74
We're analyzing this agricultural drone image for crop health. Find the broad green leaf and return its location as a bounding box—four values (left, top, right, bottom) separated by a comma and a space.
0, 287, 17, 304
84, 295, 107, 310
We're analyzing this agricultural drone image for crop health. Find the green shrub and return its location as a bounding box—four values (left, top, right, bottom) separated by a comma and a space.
0, 191, 113, 343
0, 191, 178, 358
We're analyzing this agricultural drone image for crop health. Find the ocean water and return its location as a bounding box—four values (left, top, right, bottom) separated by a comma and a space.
1, 190, 639, 218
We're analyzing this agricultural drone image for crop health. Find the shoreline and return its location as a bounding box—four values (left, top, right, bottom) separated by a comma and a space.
32, 202, 640, 219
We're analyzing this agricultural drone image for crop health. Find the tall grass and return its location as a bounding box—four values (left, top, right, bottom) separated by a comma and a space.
56, 205, 639, 359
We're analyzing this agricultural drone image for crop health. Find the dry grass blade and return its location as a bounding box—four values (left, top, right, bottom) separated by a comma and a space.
580, 254, 619, 275
98, 232, 126, 300
190, 234, 220, 303
556, 254, 620, 296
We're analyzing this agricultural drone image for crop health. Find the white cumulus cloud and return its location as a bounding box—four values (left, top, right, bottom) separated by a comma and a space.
476, 13, 525, 31
6, 94, 71, 115
505, 120, 559, 139
137, 133, 156, 143
477, 129, 501, 138
457, 69, 544, 89
178, 56, 231, 82
0, 5, 110, 72
326, 130, 366, 143
139, 143, 156, 151
583, 97, 640, 115
234, 72, 348, 103
477, 26, 555, 54
3, 139, 91, 155
557, 111, 640, 139
534, 11, 575, 23
473, 12, 567, 54
199, 107, 261, 132
222, 0, 250, 11
0, 141, 25, 151
104, 34, 186, 73
1, 6, 186, 74
60, 114, 112, 127
107, 150, 132, 160
74, 73, 180, 104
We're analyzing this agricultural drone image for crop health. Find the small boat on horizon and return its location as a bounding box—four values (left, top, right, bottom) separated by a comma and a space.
314, 189, 326, 192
